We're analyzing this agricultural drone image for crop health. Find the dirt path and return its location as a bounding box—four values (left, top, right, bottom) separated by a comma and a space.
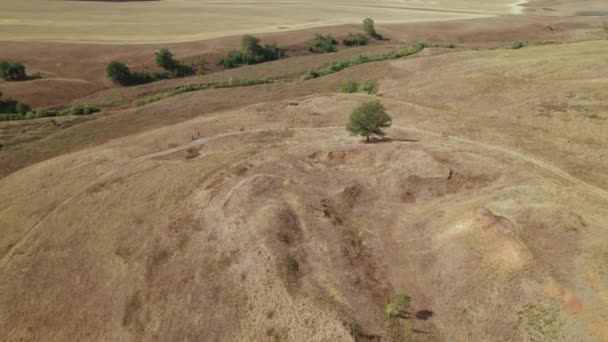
2, 125, 606, 271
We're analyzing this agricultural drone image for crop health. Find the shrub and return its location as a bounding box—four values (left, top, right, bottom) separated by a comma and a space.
346, 100, 392, 142
155, 48, 178, 70
341, 81, 359, 93
0, 96, 19, 114
308, 34, 338, 53
351, 322, 362, 338
69, 104, 100, 115
287, 257, 299, 274
343, 33, 369, 46
219, 35, 285, 69
363, 18, 383, 40
512, 40, 525, 49
0, 61, 27, 81
16, 102, 31, 115
358, 80, 376, 94
106, 61, 133, 85
155, 48, 195, 76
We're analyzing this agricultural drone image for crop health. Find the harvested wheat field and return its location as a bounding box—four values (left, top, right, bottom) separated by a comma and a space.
0, 0, 525, 43
1, 0, 608, 341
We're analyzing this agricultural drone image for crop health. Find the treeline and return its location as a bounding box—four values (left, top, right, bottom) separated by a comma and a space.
106, 48, 195, 86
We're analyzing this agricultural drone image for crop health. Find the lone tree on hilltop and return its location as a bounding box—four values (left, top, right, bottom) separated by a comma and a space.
155, 48, 178, 70
346, 100, 392, 142
363, 18, 383, 40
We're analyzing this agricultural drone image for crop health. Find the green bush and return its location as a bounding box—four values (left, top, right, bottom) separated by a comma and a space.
308, 34, 338, 53
511, 40, 526, 49
363, 18, 383, 40
106, 61, 134, 85
0, 61, 27, 81
341, 81, 359, 93
340, 80, 376, 94
16, 102, 31, 115
359, 80, 376, 94
219, 35, 285, 69
343, 33, 369, 46
69, 104, 100, 115
155, 48, 178, 70
155, 48, 195, 76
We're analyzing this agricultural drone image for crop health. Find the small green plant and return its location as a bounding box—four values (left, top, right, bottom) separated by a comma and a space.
385, 303, 399, 317
545, 25, 555, 31
308, 34, 338, 53
340, 80, 376, 94
341, 81, 360, 93
346, 100, 392, 142
385, 293, 411, 317
287, 257, 299, 274
343, 33, 369, 46
350, 322, 362, 339
511, 40, 526, 49
358, 80, 376, 94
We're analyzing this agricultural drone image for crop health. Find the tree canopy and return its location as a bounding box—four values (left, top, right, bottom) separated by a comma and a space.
346, 100, 392, 141
362, 18, 383, 40
0, 61, 27, 81
155, 48, 178, 70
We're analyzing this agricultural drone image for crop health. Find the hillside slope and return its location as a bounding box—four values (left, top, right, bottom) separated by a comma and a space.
1, 40, 607, 341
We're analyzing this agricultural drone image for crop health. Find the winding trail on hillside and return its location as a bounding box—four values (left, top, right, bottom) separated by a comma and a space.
1, 125, 607, 271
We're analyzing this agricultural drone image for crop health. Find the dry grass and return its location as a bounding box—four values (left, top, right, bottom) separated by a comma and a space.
1, 13, 608, 342
0, 0, 521, 43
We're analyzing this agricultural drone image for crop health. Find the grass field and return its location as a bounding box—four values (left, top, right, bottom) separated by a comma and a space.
0, 0, 523, 43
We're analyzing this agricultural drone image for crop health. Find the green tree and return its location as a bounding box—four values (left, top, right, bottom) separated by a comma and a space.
106, 61, 132, 85
155, 48, 178, 70
0, 61, 27, 81
242, 34, 262, 55
363, 18, 382, 39
346, 100, 392, 142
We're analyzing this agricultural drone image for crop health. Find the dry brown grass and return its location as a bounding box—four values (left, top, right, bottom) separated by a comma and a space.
1, 13, 608, 342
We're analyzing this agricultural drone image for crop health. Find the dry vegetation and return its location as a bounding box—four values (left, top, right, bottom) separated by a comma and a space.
1, 1, 608, 341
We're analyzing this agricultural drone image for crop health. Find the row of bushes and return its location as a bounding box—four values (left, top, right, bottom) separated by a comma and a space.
134, 77, 277, 106
219, 35, 285, 69
308, 32, 371, 53
302, 42, 426, 80
342, 33, 369, 47
0, 103, 99, 121
107, 48, 195, 86
340, 80, 376, 94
